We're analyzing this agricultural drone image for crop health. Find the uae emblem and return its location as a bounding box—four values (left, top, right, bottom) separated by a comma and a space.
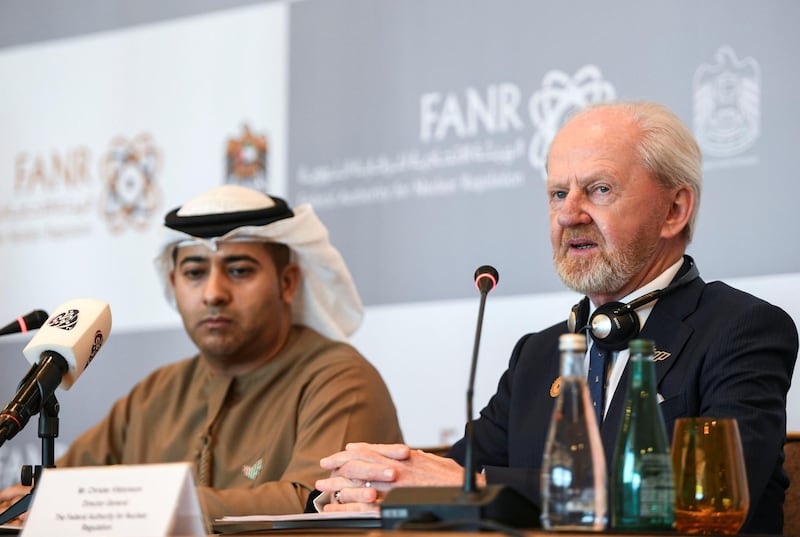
693, 46, 761, 158
226, 125, 269, 192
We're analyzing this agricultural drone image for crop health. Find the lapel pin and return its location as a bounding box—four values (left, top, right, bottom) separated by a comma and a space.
549, 376, 561, 398
653, 349, 671, 362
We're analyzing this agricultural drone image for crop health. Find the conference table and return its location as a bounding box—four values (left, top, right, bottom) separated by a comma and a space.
207, 516, 752, 537
0, 528, 781, 537
209, 530, 757, 537
0, 520, 778, 536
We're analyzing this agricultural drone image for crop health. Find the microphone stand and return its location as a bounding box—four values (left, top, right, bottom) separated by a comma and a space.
0, 394, 59, 525
461, 287, 487, 497
380, 267, 540, 530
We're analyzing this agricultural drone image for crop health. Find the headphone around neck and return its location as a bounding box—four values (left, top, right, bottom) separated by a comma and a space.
567, 257, 700, 351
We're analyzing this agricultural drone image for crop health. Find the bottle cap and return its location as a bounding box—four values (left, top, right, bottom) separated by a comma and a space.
559, 333, 587, 352
628, 338, 655, 355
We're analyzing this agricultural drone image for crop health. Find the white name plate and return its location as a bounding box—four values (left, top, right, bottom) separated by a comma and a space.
21, 462, 206, 537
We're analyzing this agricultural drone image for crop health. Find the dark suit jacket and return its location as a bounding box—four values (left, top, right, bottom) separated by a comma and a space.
449, 267, 798, 534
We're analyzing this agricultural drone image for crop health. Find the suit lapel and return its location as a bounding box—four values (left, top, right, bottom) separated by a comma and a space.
637, 277, 704, 384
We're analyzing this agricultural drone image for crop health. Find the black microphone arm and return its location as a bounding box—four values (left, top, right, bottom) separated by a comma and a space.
380, 265, 541, 530
0, 353, 65, 525
463, 265, 498, 493
0, 352, 68, 447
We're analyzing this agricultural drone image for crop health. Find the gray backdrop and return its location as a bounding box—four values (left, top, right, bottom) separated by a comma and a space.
288, 0, 800, 304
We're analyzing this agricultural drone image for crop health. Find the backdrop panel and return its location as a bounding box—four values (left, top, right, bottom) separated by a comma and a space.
0, 2, 288, 331
0, 2, 288, 487
288, 0, 800, 304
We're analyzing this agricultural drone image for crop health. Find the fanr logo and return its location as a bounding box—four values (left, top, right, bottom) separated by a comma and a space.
417, 67, 616, 180
419, 84, 524, 142
14, 146, 93, 193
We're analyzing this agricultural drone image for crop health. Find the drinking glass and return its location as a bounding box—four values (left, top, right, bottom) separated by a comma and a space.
671, 418, 749, 534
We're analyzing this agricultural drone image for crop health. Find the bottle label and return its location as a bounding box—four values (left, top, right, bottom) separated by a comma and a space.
638, 453, 675, 517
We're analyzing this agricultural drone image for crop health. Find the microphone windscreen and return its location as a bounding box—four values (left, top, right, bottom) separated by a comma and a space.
474, 265, 499, 293
22, 298, 112, 390
26, 309, 50, 331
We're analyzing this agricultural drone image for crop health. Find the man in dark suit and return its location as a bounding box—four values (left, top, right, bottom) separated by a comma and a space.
314, 101, 798, 534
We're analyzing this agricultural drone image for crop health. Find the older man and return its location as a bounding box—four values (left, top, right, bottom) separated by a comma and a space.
315, 101, 798, 535
0, 185, 403, 521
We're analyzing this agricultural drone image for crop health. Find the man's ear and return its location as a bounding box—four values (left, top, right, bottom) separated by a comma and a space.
661, 185, 695, 240
280, 263, 301, 304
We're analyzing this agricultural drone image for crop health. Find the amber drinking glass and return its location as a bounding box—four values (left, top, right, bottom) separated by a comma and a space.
671, 418, 749, 534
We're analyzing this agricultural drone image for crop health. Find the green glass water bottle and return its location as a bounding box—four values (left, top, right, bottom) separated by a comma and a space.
611, 338, 675, 530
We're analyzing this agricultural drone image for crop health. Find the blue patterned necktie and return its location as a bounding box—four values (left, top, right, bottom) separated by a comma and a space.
588, 342, 609, 426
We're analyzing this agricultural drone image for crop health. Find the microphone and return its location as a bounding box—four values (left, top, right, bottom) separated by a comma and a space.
0, 299, 111, 447
380, 266, 541, 530
0, 310, 49, 336
474, 265, 498, 294
463, 265, 499, 493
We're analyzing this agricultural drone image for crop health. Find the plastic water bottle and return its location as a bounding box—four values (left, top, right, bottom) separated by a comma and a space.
610, 338, 675, 530
540, 333, 607, 530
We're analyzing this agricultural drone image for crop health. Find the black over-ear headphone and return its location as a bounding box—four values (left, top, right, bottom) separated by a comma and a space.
567, 258, 700, 351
